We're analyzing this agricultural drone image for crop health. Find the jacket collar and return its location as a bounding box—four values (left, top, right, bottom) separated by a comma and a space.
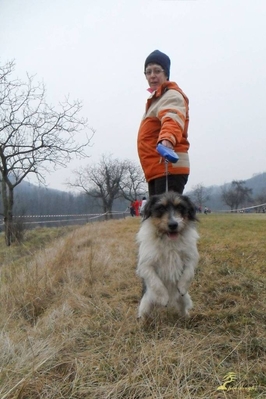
150, 81, 180, 98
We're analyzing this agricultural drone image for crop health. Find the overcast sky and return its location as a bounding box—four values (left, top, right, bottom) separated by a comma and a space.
1, 0, 265, 193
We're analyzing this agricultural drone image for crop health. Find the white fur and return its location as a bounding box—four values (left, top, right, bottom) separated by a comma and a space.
136, 214, 199, 319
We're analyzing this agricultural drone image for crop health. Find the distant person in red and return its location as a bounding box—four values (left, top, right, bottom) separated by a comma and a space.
133, 199, 140, 216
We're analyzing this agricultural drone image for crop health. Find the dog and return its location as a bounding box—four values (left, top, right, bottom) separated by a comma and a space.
136, 191, 199, 319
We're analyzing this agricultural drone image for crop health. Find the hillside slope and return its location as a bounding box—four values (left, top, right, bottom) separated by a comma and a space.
0, 215, 265, 398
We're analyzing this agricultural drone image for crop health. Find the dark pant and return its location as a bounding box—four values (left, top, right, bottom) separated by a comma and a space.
148, 174, 189, 196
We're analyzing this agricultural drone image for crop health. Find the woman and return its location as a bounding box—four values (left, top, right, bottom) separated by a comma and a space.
137, 50, 190, 196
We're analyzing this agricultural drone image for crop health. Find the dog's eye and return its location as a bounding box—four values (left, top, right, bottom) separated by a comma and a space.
155, 205, 166, 214
174, 204, 186, 214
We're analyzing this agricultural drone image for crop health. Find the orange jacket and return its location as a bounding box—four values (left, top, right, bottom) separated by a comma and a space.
137, 81, 190, 182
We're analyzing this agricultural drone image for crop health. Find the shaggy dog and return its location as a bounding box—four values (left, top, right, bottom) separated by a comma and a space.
136, 191, 199, 319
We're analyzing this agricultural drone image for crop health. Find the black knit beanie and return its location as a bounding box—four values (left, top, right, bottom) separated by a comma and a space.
144, 50, 171, 80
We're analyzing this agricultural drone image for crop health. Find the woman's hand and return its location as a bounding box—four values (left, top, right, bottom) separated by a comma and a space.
160, 139, 174, 149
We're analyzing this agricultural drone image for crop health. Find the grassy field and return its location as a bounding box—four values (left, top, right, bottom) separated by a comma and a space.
0, 213, 265, 398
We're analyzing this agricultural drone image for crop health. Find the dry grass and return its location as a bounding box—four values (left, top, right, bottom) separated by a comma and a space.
0, 214, 265, 398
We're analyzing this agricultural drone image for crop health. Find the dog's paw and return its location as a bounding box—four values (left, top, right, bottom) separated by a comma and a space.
182, 309, 191, 319
158, 294, 169, 307
177, 293, 193, 318
177, 283, 188, 296
152, 287, 169, 307
138, 293, 156, 318
178, 287, 187, 296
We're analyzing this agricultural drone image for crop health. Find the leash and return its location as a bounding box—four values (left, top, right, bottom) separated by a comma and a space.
164, 158, 169, 192
156, 143, 179, 193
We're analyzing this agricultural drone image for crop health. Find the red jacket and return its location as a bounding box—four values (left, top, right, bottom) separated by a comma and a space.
137, 81, 190, 182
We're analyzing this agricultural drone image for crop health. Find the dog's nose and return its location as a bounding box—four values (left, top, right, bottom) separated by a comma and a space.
168, 221, 178, 231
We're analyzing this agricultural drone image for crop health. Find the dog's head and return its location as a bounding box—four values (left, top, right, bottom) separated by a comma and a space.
143, 191, 198, 239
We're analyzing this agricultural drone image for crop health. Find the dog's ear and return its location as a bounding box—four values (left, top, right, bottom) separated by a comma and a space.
142, 195, 159, 220
181, 195, 199, 221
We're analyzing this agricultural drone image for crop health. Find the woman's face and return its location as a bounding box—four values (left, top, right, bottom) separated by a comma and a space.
144, 63, 168, 91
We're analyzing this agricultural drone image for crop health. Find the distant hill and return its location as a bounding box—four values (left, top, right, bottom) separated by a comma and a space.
186, 172, 266, 211
244, 172, 266, 196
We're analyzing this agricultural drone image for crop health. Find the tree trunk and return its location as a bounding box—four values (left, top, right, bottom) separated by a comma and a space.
2, 180, 14, 246
4, 213, 12, 246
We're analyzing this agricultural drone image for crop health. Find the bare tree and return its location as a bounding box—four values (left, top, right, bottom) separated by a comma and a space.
221, 180, 252, 211
70, 155, 145, 217
119, 160, 146, 201
190, 183, 210, 211
0, 60, 94, 245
